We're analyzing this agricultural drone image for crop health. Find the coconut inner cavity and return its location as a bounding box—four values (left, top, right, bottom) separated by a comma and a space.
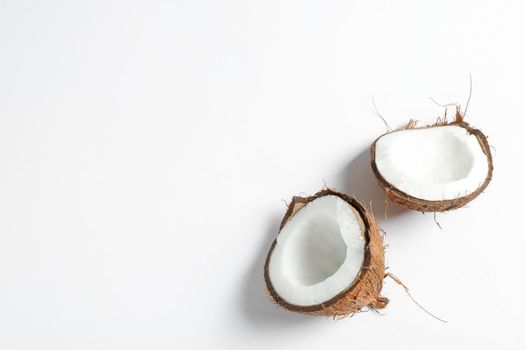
374, 125, 489, 201
284, 214, 347, 286
268, 195, 366, 307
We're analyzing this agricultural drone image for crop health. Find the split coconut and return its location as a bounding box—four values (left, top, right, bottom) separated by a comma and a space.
370, 113, 493, 212
264, 189, 388, 317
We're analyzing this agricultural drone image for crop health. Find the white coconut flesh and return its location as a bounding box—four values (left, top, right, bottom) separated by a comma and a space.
268, 195, 366, 307
374, 125, 490, 201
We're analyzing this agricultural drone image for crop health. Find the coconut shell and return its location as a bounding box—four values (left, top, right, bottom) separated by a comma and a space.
264, 189, 388, 318
370, 115, 493, 212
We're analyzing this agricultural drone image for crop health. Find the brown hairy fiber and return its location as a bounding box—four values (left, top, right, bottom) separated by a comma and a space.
370, 115, 493, 212
264, 189, 388, 318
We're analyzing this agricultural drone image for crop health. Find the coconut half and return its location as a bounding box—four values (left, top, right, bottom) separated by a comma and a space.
370, 116, 493, 212
264, 189, 388, 317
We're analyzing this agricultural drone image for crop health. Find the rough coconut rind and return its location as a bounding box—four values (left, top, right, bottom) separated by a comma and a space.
264, 189, 388, 318
370, 117, 493, 212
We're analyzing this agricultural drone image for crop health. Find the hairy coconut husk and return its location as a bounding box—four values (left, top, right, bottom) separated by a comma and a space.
264, 189, 388, 318
370, 113, 493, 212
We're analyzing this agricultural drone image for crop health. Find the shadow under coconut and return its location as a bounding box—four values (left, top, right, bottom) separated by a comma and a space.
238, 216, 317, 329
337, 147, 406, 224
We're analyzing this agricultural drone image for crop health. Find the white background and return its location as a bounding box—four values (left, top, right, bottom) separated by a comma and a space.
0, 1, 524, 349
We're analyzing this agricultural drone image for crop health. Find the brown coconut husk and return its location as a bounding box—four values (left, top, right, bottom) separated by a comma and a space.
370, 111, 493, 212
264, 189, 388, 318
